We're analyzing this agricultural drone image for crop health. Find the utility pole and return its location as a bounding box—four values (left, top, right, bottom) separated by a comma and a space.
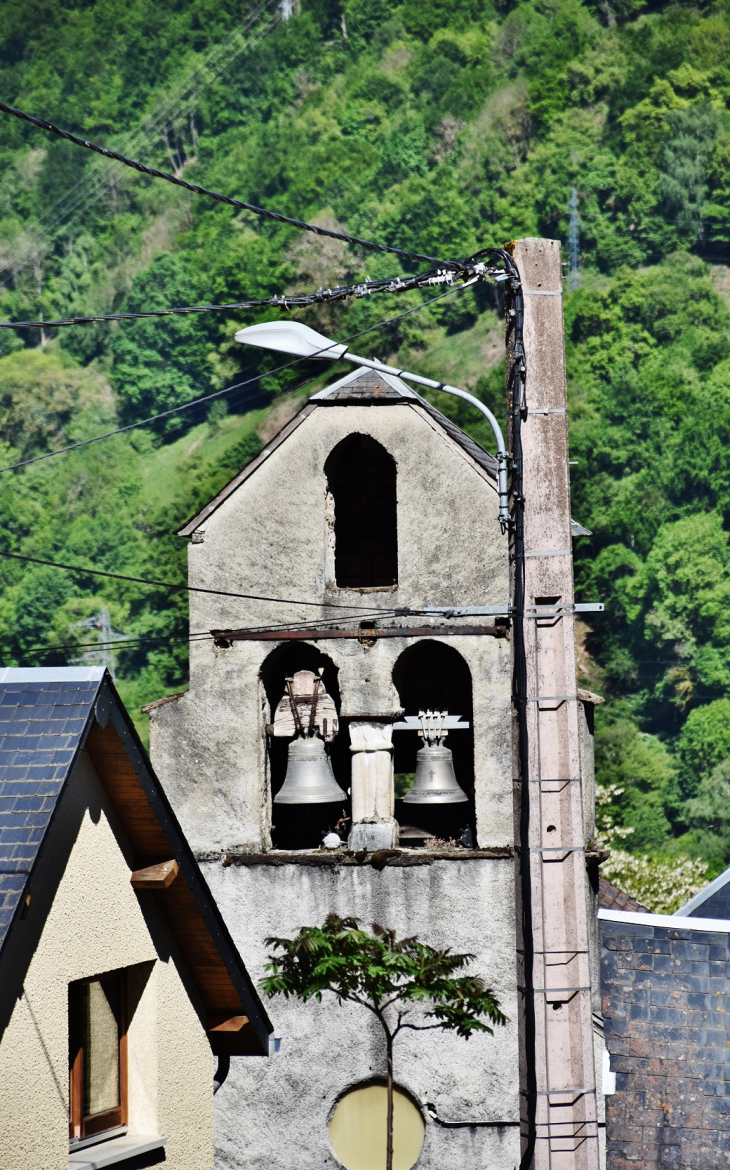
568, 188, 580, 292
509, 238, 599, 1170
70, 608, 130, 682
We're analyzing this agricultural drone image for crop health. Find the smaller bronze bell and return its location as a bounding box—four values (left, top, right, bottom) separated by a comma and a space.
274, 736, 347, 805
403, 743, 468, 804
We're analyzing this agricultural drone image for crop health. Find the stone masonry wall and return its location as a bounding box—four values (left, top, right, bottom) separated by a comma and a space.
601, 915, 730, 1169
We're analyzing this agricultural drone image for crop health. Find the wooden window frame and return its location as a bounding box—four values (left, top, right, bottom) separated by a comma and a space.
69, 971, 128, 1141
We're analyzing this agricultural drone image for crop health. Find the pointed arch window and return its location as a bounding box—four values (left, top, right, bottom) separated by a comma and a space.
325, 434, 398, 588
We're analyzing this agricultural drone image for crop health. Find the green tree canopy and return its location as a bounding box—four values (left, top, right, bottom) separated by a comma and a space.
262, 914, 506, 1170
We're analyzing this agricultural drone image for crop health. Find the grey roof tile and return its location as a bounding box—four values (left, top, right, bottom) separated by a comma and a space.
0, 674, 101, 949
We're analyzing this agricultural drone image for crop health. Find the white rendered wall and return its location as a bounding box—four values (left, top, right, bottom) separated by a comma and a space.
0, 752, 215, 1170
206, 855, 520, 1169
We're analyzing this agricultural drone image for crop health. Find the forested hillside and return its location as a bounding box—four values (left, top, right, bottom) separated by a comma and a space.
2, 0, 730, 900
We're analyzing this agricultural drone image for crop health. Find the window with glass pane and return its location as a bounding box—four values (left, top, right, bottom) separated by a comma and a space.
69, 972, 127, 1140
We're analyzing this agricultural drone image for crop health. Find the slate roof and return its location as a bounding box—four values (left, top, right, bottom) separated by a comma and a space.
316, 369, 414, 401
677, 863, 730, 920
0, 667, 104, 945
0, 666, 273, 1053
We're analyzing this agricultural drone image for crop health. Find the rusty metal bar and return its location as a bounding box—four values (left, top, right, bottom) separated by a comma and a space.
211, 624, 508, 646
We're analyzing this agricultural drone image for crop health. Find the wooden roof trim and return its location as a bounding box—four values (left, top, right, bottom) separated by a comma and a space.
177, 403, 317, 536
86, 680, 273, 1056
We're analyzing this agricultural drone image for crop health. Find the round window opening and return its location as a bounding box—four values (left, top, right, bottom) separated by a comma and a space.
330, 1084, 425, 1170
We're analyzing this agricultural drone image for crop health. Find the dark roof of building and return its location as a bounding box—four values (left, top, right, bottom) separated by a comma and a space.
0, 666, 273, 1055
598, 876, 649, 914
676, 863, 730, 920
318, 369, 409, 401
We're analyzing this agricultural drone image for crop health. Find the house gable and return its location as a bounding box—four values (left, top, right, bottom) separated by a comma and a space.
0, 668, 272, 1056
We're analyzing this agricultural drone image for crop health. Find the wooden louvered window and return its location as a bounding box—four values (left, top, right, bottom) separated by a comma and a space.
69, 971, 128, 1141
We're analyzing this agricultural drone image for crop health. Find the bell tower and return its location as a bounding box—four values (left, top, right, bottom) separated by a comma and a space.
146, 265, 602, 1169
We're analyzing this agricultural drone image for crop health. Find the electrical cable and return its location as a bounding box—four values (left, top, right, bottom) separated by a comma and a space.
0, 550, 404, 612
0, 268, 476, 330
0, 100, 465, 272
0, 0, 280, 285
0, 281, 476, 475
505, 269, 537, 1170
426, 1104, 520, 1129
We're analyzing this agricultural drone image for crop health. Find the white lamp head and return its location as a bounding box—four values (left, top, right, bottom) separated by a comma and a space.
234, 320, 347, 360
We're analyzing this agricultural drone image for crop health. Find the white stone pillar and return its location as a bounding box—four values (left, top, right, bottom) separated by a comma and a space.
348, 722, 398, 850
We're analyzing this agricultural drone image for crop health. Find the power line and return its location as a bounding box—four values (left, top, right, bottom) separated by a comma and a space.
0, 550, 404, 612
0, 268, 479, 330
0, 101, 464, 272
0, 281, 477, 475
0, 0, 280, 285
18, 606, 399, 657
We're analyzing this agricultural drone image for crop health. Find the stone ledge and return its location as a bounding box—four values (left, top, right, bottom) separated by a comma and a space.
199, 847, 514, 869
69, 1135, 166, 1169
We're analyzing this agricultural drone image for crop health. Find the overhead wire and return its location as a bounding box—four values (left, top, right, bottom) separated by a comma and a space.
0, 0, 280, 285
0, 550, 405, 612
0, 268, 480, 330
0, 280, 480, 475
0, 100, 465, 271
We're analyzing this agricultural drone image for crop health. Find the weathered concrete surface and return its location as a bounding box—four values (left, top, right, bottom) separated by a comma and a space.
510, 239, 600, 1168
150, 400, 512, 854
204, 855, 521, 1169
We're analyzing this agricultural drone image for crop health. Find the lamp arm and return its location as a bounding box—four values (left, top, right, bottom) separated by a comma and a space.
343, 352, 509, 531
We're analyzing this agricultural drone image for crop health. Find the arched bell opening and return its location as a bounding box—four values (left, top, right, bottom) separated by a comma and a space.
392, 640, 475, 846
260, 642, 349, 849
324, 433, 398, 589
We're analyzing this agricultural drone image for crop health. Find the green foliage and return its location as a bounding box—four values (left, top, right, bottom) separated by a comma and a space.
4, 0, 730, 877
263, 914, 505, 1170
594, 720, 676, 851
262, 913, 506, 1038
676, 700, 730, 799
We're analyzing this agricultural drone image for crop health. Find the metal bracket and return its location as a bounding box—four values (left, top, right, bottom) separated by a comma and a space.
524, 603, 604, 618
392, 715, 469, 731
417, 602, 603, 617
420, 604, 510, 617
523, 550, 572, 558
526, 695, 578, 703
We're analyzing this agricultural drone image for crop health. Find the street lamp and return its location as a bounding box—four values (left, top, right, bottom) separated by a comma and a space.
234, 321, 510, 531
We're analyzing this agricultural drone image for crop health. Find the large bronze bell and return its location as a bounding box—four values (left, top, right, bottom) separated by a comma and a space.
274, 736, 347, 805
402, 742, 468, 804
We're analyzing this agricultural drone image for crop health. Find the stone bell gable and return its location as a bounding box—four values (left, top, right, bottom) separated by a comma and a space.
146, 364, 523, 1169
150, 366, 513, 856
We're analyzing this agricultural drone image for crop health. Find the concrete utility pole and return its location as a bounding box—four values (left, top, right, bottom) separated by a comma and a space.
568, 189, 580, 292
510, 239, 599, 1169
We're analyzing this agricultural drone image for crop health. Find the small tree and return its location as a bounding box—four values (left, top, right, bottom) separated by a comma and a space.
261, 915, 507, 1170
